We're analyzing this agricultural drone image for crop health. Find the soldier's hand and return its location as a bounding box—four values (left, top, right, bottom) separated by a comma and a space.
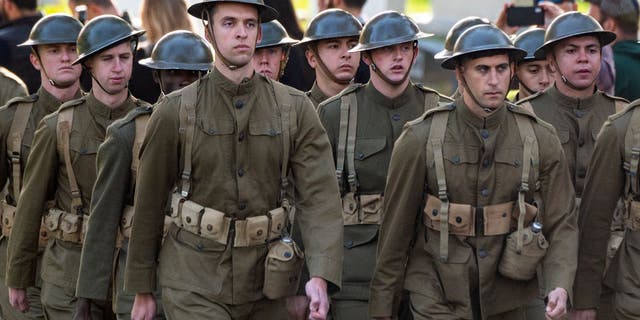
73, 298, 91, 320
8, 287, 29, 312
305, 277, 329, 320
131, 293, 156, 320
286, 295, 310, 320
569, 309, 596, 320
545, 287, 568, 319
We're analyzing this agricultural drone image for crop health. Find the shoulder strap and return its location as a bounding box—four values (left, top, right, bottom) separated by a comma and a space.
56, 107, 83, 214
425, 111, 450, 262
513, 112, 540, 253
178, 81, 199, 198
518, 101, 536, 115
615, 100, 627, 114
423, 91, 439, 113
131, 113, 150, 188
7, 102, 33, 198
336, 91, 358, 194
271, 82, 293, 204
624, 108, 640, 198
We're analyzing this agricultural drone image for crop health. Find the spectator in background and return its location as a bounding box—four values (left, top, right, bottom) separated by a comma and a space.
0, 67, 27, 106
140, 0, 193, 48
67, 0, 131, 23
0, 0, 42, 94
264, 0, 316, 91
587, 0, 640, 102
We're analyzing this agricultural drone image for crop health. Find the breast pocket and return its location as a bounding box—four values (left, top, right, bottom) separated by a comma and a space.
195, 117, 235, 177
437, 145, 479, 194
353, 137, 387, 181
556, 129, 570, 145
494, 146, 525, 191
69, 137, 101, 197
248, 118, 282, 180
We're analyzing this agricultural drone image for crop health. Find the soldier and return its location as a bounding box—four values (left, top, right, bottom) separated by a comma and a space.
0, 67, 27, 106
74, 30, 213, 320
315, 11, 450, 320
6, 15, 147, 319
369, 24, 578, 319
512, 28, 554, 102
252, 20, 297, 81
124, 1, 343, 320
296, 9, 362, 107
0, 14, 83, 320
571, 95, 640, 319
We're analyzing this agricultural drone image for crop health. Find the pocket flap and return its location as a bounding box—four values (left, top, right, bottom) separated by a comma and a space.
267, 240, 303, 262
494, 147, 523, 167
60, 213, 80, 233
557, 129, 570, 144
45, 209, 64, 232
181, 200, 203, 228
199, 207, 230, 242
343, 224, 378, 249
198, 118, 235, 136
443, 146, 479, 164
268, 207, 287, 239
249, 119, 281, 136
354, 137, 386, 161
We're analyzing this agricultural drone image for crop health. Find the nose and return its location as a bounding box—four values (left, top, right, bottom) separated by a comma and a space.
539, 68, 551, 88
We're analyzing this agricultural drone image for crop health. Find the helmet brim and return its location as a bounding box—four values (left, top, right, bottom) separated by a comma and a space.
441, 47, 527, 70
73, 29, 146, 65
348, 31, 433, 53
187, 1, 278, 23
534, 30, 616, 59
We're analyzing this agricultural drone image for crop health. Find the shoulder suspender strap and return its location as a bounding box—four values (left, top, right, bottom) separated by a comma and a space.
514, 113, 539, 253
423, 92, 439, 113
624, 108, 640, 197
56, 107, 83, 214
426, 111, 450, 262
178, 81, 199, 198
131, 113, 150, 188
615, 100, 627, 114
345, 93, 358, 193
518, 101, 535, 115
336, 95, 350, 193
7, 102, 33, 198
272, 83, 293, 203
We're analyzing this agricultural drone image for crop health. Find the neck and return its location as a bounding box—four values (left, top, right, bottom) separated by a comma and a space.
92, 80, 128, 108
555, 80, 594, 100
216, 60, 254, 84
369, 74, 409, 99
461, 90, 501, 119
41, 80, 80, 102
316, 74, 348, 97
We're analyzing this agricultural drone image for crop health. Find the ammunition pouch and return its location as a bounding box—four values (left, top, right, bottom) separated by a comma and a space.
263, 237, 304, 299
423, 194, 537, 236
625, 200, 640, 231
2, 200, 51, 248
173, 196, 287, 247
498, 227, 549, 281
44, 208, 88, 244
342, 192, 383, 225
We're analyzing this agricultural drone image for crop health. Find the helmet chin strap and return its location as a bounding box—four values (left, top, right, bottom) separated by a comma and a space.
367, 41, 416, 87
34, 49, 75, 89
552, 52, 596, 91
514, 74, 536, 98
203, 10, 247, 71
310, 44, 351, 85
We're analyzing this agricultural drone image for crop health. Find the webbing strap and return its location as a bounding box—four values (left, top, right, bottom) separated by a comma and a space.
56, 108, 83, 214
518, 101, 535, 115
336, 96, 349, 193
624, 108, 640, 198
514, 113, 539, 253
178, 81, 199, 198
130, 114, 150, 187
427, 111, 450, 261
345, 93, 358, 193
7, 102, 33, 199
423, 92, 439, 113
272, 82, 293, 205
615, 100, 627, 114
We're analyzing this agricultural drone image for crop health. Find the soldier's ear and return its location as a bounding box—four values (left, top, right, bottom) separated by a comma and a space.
361, 52, 372, 66
151, 70, 160, 85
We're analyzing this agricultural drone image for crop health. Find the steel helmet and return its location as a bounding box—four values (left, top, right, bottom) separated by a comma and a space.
74, 15, 145, 65
256, 20, 298, 49
139, 31, 214, 71
534, 11, 616, 58
434, 16, 491, 61
441, 24, 526, 70
187, 0, 278, 22
296, 9, 362, 46
19, 14, 83, 47
513, 28, 546, 62
350, 10, 432, 52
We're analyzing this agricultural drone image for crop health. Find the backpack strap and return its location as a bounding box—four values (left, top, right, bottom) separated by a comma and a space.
425, 110, 450, 262
131, 113, 150, 189
615, 100, 627, 114
177, 81, 199, 198
336, 93, 354, 194
271, 82, 293, 205
624, 108, 640, 198
513, 112, 540, 253
56, 107, 83, 214
518, 101, 535, 115
423, 91, 439, 113
7, 102, 33, 199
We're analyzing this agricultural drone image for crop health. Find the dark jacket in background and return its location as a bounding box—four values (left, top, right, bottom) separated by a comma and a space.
0, 13, 43, 94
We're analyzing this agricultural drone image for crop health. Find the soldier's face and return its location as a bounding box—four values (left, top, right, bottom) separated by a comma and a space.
31, 44, 82, 88
155, 69, 203, 94
366, 41, 417, 85
458, 54, 512, 112
86, 41, 134, 95
307, 37, 360, 83
210, 3, 261, 67
252, 46, 286, 80
516, 59, 554, 97
549, 36, 601, 91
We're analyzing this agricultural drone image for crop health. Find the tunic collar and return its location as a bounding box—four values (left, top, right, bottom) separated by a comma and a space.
546, 84, 599, 111
364, 81, 412, 110
37, 87, 82, 113
86, 91, 136, 120
456, 96, 507, 130
212, 67, 259, 96
308, 81, 329, 105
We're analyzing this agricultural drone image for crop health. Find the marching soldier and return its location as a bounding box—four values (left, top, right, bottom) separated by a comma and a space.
316, 11, 450, 320
74, 30, 213, 320
369, 24, 577, 319
0, 14, 83, 320
6, 15, 147, 319
512, 28, 554, 102
252, 20, 297, 81
124, 1, 343, 319
297, 9, 363, 107
0, 67, 27, 106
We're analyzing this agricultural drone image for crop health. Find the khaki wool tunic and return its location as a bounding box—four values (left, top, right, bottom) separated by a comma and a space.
369, 99, 578, 318
6, 93, 138, 291
306, 81, 330, 109
124, 70, 343, 305
518, 85, 627, 196
0, 67, 27, 107
318, 82, 451, 302
573, 100, 640, 318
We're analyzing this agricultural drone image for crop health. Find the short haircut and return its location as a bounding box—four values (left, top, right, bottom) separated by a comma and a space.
343, 0, 367, 9
10, 0, 37, 10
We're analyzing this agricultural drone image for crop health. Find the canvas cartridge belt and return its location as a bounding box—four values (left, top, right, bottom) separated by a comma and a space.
173, 196, 287, 247
625, 200, 640, 232
342, 193, 383, 225
44, 208, 88, 244
115, 205, 176, 248
2, 200, 52, 248
423, 194, 537, 236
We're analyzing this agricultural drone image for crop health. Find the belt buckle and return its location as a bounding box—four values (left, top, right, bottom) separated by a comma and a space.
475, 207, 484, 236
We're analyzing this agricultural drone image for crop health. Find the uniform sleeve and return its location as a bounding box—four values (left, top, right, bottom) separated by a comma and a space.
6, 117, 58, 288
0, 107, 12, 201
76, 124, 132, 300
536, 126, 579, 303
125, 101, 179, 294
572, 121, 625, 309
369, 125, 426, 317
291, 96, 343, 293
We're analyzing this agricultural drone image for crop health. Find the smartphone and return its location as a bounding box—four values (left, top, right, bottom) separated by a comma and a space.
506, 6, 544, 26
75, 5, 87, 24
